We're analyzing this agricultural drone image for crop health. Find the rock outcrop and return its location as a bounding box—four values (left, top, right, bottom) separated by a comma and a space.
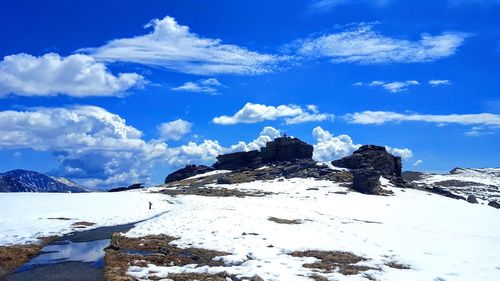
260, 137, 313, 162
352, 168, 381, 194
213, 150, 261, 170
212, 137, 313, 171
332, 145, 402, 178
165, 165, 214, 184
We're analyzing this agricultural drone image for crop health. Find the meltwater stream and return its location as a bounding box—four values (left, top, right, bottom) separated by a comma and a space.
6, 223, 137, 281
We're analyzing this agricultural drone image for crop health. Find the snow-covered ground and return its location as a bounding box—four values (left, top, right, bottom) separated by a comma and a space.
126, 178, 500, 281
413, 168, 500, 202
0, 191, 171, 245
1, 178, 500, 280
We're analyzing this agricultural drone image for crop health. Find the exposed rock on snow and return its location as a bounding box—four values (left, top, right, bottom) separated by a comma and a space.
352, 168, 381, 194
213, 150, 261, 170
331, 145, 402, 178
404, 167, 500, 204
165, 164, 215, 184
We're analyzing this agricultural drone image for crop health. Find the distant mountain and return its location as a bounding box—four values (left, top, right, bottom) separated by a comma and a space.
403, 167, 500, 202
0, 169, 88, 193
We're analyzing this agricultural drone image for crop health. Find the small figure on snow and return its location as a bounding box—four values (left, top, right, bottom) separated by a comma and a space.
148, 201, 152, 210
283, 132, 287, 138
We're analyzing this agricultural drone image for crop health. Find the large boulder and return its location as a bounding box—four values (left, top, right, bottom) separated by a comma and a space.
213, 150, 261, 171
331, 145, 402, 178
261, 137, 313, 163
165, 165, 214, 184
352, 168, 381, 194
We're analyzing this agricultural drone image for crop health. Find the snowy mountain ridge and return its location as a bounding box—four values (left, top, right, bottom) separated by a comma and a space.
0, 169, 88, 193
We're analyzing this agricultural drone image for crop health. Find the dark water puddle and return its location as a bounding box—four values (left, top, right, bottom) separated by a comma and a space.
6, 223, 136, 281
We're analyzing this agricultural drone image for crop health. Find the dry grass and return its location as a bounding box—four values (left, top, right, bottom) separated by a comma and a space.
291, 250, 377, 276
385, 261, 411, 269
104, 234, 231, 281
268, 217, 302, 224
71, 221, 96, 228
0, 236, 57, 279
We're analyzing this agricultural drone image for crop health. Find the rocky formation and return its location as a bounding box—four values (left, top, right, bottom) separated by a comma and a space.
466, 195, 478, 204
332, 145, 402, 178
212, 137, 313, 171
108, 183, 144, 192
216, 159, 352, 185
260, 137, 313, 162
488, 201, 500, 209
352, 168, 381, 194
165, 165, 214, 184
0, 169, 87, 193
213, 150, 261, 170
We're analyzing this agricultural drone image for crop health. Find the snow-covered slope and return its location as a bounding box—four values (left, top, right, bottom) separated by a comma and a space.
406, 167, 500, 202
0, 169, 88, 193
127, 178, 500, 281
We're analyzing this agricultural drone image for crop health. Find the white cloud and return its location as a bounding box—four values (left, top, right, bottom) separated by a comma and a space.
356, 80, 420, 92
309, 0, 392, 12
230, 126, 281, 152
429, 79, 452, 86
312, 126, 412, 161
312, 127, 360, 161
345, 111, 500, 126
212, 103, 334, 125
386, 146, 413, 160
413, 160, 423, 166
158, 119, 192, 141
0, 53, 144, 97
171, 78, 223, 94
295, 23, 468, 64
81, 16, 283, 75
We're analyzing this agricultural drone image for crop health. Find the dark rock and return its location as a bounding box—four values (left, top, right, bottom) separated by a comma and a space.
488, 201, 500, 209
401, 171, 426, 182
331, 145, 402, 178
213, 150, 261, 170
427, 187, 465, 200
108, 183, 144, 192
466, 195, 478, 204
165, 165, 214, 184
261, 137, 313, 162
352, 168, 381, 194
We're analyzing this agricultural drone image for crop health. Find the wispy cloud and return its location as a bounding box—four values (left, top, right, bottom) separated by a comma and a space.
308, 0, 392, 13
344, 111, 500, 136
80, 16, 284, 75
294, 23, 468, 64
355, 80, 420, 92
171, 78, 224, 95
429, 79, 452, 87
413, 159, 423, 166
0, 53, 144, 98
212, 103, 334, 125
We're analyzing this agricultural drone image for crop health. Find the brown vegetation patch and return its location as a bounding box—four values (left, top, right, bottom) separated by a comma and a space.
71, 221, 96, 228
268, 217, 302, 224
47, 217, 72, 220
161, 187, 269, 198
0, 236, 57, 279
104, 234, 231, 281
385, 261, 411, 269
291, 250, 377, 276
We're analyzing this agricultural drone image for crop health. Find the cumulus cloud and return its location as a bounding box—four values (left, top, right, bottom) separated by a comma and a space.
171, 78, 223, 94
295, 23, 468, 64
0, 107, 415, 188
81, 16, 282, 75
0, 53, 144, 97
429, 79, 452, 86
212, 103, 334, 125
312, 126, 413, 161
158, 119, 192, 141
355, 80, 419, 92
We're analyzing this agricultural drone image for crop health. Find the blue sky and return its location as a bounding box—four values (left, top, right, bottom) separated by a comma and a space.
0, 0, 499, 188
